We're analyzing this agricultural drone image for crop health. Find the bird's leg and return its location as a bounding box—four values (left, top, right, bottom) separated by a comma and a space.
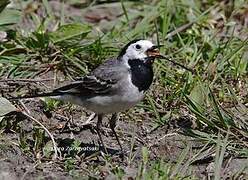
109, 113, 124, 158
96, 114, 108, 154
60, 112, 74, 132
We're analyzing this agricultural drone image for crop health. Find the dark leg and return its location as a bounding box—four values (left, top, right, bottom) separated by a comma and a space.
96, 114, 108, 154
109, 113, 124, 158
60, 112, 74, 132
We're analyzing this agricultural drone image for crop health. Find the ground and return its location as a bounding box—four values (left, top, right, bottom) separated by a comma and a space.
0, 0, 247, 179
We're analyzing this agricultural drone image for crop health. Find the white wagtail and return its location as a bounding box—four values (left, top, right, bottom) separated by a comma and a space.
10, 39, 163, 156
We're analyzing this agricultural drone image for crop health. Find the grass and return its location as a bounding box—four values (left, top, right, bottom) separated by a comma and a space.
0, 0, 247, 179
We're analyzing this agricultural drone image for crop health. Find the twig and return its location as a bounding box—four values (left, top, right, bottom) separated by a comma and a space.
158, 55, 195, 73
0, 78, 54, 82
22, 111, 60, 160
82, 113, 96, 126
157, 132, 178, 141
18, 100, 31, 114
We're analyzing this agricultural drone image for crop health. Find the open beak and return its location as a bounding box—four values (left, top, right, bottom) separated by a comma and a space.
146, 45, 161, 58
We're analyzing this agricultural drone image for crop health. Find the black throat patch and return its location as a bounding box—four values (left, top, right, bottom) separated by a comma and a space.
128, 58, 154, 92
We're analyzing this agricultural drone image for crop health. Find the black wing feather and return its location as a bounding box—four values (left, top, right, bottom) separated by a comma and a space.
9, 58, 120, 100
53, 75, 116, 96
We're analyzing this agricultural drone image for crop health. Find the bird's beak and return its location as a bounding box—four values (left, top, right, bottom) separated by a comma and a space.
146, 45, 161, 58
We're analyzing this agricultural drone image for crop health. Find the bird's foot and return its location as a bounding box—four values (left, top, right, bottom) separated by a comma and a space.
118, 151, 125, 161
59, 117, 76, 132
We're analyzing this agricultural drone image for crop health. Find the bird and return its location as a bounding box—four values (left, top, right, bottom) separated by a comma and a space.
10, 39, 163, 157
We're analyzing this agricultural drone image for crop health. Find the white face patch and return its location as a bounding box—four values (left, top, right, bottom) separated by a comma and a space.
122, 40, 155, 62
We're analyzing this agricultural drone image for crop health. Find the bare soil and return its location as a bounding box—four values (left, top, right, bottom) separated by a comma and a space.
0, 95, 247, 179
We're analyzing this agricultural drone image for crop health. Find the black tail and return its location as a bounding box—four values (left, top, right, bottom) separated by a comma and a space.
8, 92, 60, 101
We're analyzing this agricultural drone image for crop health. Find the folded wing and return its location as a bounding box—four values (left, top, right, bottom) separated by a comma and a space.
53, 75, 117, 96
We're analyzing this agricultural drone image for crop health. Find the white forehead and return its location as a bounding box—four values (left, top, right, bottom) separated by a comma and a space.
132, 40, 154, 48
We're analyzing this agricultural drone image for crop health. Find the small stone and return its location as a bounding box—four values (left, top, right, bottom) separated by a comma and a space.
0, 31, 7, 42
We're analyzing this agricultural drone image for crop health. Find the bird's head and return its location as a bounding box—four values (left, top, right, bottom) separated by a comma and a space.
118, 39, 161, 64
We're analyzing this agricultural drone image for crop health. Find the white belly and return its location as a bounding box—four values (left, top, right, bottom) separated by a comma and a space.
84, 73, 145, 113
55, 76, 145, 114
84, 88, 144, 114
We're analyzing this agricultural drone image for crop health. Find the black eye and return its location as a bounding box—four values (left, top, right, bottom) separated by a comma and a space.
135, 44, 141, 50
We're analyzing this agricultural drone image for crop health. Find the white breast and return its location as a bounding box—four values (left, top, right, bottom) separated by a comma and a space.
83, 74, 144, 114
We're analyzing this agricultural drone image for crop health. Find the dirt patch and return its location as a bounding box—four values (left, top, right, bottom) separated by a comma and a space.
1, 0, 248, 179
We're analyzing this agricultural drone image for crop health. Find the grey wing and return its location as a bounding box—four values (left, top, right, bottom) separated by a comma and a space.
91, 58, 128, 81
53, 58, 127, 96
52, 75, 117, 96
10, 59, 124, 100
53, 76, 116, 96
8, 75, 115, 100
